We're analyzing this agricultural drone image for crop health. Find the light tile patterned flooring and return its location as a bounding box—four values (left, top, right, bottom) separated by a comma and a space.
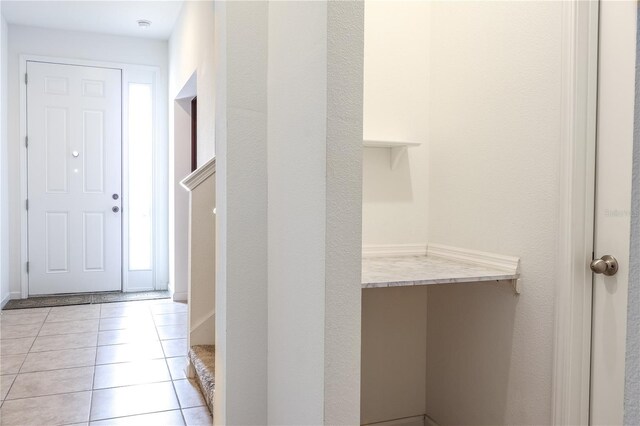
0, 299, 212, 426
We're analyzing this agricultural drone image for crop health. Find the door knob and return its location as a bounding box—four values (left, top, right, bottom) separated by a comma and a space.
112, 206, 120, 213
590, 255, 619, 276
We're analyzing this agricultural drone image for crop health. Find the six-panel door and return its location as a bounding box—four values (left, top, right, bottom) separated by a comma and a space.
27, 61, 122, 295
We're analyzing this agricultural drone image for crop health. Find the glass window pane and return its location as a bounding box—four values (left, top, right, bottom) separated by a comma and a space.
128, 83, 153, 270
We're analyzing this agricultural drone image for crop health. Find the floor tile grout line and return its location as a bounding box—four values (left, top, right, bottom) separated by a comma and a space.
11, 363, 96, 376
88, 303, 101, 423
86, 407, 186, 425
29, 345, 98, 353
6, 303, 55, 401
0, 374, 17, 404
151, 301, 189, 426
16, 306, 51, 372
1, 301, 192, 424
6, 373, 177, 409
8, 344, 97, 356
4, 381, 95, 403
91, 303, 173, 396
93, 378, 176, 392
3, 377, 189, 405
93, 357, 172, 369
0, 388, 92, 404
94, 355, 167, 367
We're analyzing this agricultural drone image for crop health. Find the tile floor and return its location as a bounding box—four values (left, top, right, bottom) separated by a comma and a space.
0, 299, 212, 426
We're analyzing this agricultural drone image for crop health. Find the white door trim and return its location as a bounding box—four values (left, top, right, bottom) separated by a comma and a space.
19, 54, 163, 297
552, 1, 599, 424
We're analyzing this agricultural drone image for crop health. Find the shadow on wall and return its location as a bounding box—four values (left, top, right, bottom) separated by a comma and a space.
363, 148, 414, 203
426, 282, 518, 425
362, 286, 428, 424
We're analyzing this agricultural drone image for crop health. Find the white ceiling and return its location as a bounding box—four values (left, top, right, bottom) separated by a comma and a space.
1, 0, 184, 40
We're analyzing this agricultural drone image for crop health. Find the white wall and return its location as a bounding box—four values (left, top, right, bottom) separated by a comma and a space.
361, 287, 427, 424
214, 1, 363, 424
168, 0, 215, 301
6, 25, 168, 297
425, 2, 562, 424
267, 2, 328, 421
214, 1, 269, 423
362, 1, 564, 424
362, 1, 429, 247
169, 0, 215, 166
0, 13, 9, 307
361, 3, 430, 423
171, 96, 193, 301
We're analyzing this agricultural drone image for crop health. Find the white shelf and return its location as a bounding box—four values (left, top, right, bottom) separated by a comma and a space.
363, 140, 422, 169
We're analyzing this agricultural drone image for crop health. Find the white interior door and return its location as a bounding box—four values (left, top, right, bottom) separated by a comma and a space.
27, 61, 122, 295
590, 1, 637, 424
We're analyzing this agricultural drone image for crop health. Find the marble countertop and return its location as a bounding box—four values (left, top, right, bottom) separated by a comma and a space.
362, 255, 519, 289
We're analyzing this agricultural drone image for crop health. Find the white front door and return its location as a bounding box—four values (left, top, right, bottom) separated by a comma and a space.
27, 61, 122, 295
590, 1, 637, 423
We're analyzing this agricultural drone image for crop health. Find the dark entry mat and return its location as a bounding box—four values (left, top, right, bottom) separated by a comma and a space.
2, 290, 171, 310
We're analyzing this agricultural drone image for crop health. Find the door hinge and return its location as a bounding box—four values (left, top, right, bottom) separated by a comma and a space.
26, 262, 29, 273
25, 199, 29, 210
24, 73, 28, 85
25, 136, 28, 148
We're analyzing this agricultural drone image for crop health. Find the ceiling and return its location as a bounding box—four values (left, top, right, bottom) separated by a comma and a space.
1, 1, 184, 40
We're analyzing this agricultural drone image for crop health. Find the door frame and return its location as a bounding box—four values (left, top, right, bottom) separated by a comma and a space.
552, 1, 600, 424
19, 55, 164, 297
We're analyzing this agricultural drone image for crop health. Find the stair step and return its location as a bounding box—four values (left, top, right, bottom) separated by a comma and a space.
189, 345, 215, 413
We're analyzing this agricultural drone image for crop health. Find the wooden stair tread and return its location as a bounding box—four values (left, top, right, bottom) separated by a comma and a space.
189, 345, 215, 413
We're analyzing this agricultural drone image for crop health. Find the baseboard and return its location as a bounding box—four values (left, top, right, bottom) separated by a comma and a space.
427, 243, 520, 273
124, 287, 154, 293
425, 414, 439, 426
173, 291, 188, 302
362, 415, 429, 426
1, 293, 10, 309
2, 292, 22, 309
362, 243, 427, 258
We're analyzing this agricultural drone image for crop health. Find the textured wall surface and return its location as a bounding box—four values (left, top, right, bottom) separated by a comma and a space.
267, 2, 328, 423
360, 4, 430, 421
214, 2, 269, 423
215, 2, 363, 424
624, 6, 640, 423
362, 1, 429, 247
324, 1, 364, 424
168, 0, 215, 301
361, 2, 565, 424
426, 2, 562, 424
169, 0, 215, 166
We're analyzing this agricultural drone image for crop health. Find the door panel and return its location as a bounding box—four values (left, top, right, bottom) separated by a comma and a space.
27, 61, 122, 295
45, 212, 69, 273
44, 107, 69, 193
83, 110, 105, 193
590, 1, 637, 423
83, 212, 105, 271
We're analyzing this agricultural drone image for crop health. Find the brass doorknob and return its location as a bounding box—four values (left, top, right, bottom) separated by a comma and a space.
590, 255, 619, 276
